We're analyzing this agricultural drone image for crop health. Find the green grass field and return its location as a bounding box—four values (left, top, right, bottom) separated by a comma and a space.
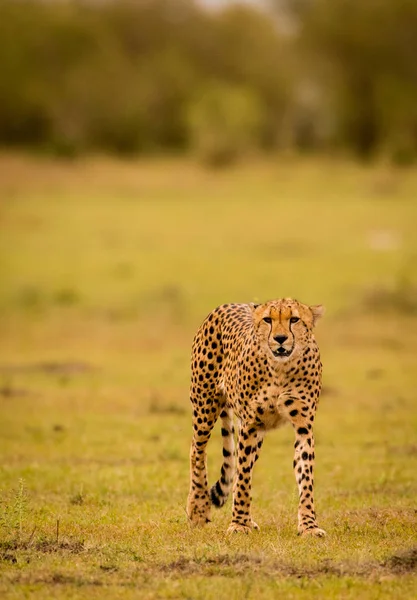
1, 154, 416, 599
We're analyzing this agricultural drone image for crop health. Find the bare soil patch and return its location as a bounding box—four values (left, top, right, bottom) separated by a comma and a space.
0, 361, 95, 376
384, 548, 417, 574
158, 547, 417, 579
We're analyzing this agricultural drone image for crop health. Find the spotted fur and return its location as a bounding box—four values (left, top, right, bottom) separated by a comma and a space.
186, 298, 326, 536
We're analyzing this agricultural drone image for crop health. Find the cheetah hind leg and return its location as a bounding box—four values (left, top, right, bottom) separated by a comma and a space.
210, 406, 235, 509
187, 399, 221, 527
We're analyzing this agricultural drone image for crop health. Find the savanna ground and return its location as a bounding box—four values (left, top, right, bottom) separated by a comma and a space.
0, 154, 416, 599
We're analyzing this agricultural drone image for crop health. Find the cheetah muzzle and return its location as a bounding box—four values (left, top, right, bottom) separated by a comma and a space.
187, 298, 326, 537
272, 346, 293, 358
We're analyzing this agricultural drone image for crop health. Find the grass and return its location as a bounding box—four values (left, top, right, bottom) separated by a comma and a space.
0, 153, 416, 599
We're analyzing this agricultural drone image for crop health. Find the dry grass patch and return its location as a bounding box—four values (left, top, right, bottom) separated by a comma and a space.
1, 156, 417, 599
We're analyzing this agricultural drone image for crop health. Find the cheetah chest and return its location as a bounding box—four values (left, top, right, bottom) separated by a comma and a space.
223, 366, 290, 430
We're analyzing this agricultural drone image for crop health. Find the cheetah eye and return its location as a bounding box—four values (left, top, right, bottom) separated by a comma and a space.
290, 317, 299, 324
263, 317, 272, 324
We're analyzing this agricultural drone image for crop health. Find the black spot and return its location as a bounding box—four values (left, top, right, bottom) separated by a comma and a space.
215, 481, 223, 496
210, 488, 221, 507
290, 409, 298, 417
223, 448, 231, 457
297, 427, 309, 435
221, 428, 229, 437
284, 399, 294, 406
302, 451, 308, 460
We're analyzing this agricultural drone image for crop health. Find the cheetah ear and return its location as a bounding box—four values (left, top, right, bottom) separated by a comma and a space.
310, 304, 324, 326
250, 303, 262, 319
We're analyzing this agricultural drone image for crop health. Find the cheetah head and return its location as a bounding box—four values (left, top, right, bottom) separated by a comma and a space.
252, 299, 324, 361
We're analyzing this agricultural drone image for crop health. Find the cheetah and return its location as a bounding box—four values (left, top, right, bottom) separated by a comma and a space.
186, 298, 326, 536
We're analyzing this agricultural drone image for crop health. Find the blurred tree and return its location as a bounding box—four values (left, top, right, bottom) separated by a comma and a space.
188, 81, 263, 166
299, 0, 417, 160
0, 0, 416, 161
0, 0, 52, 145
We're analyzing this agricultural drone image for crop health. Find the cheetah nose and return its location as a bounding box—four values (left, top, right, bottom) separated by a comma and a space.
274, 335, 288, 345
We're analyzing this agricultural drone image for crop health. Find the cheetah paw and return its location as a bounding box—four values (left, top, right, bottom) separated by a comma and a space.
227, 520, 259, 534
299, 527, 326, 538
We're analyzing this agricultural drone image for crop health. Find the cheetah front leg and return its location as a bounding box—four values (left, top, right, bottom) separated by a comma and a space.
227, 424, 264, 534
290, 413, 326, 537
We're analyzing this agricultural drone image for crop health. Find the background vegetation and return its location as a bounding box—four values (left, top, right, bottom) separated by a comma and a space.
1, 1, 417, 597
1, 0, 417, 162
0, 155, 416, 598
